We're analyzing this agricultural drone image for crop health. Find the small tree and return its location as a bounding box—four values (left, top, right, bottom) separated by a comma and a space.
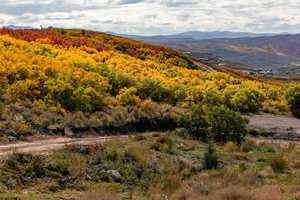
207, 106, 248, 145
202, 143, 219, 170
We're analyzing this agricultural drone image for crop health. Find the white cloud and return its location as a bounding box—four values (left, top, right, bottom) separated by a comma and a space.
0, 0, 299, 34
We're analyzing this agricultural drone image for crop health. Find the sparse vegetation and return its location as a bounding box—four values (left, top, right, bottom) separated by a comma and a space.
0, 133, 299, 199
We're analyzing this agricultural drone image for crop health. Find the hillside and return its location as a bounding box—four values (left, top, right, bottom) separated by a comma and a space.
1, 28, 300, 200
139, 34, 300, 69
0, 28, 299, 142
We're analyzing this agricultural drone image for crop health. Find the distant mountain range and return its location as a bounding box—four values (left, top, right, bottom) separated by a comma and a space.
2, 25, 33, 30
137, 34, 300, 69
108, 31, 280, 40
106, 31, 299, 70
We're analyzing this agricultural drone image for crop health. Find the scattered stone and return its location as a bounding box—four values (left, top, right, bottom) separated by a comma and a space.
106, 170, 122, 182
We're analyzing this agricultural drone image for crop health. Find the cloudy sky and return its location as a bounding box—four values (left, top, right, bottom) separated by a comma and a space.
0, 0, 299, 35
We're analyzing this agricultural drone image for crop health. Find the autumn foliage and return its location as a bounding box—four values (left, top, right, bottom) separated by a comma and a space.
0, 28, 107, 51
0, 28, 299, 137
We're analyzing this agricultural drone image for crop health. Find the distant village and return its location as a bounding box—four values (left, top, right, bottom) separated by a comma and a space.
217, 63, 275, 76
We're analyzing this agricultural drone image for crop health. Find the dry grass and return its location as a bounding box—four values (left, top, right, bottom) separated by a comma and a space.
170, 189, 199, 200
208, 187, 255, 200
254, 186, 284, 200
80, 191, 120, 200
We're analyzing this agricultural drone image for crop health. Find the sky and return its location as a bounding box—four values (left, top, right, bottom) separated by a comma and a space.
0, 0, 300, 35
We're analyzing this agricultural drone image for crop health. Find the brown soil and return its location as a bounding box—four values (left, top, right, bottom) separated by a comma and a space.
0, 135, 129, 158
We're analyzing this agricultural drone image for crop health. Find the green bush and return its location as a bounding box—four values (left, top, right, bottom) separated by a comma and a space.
231, 88, 263, 112
267, 155, 287, 173
202, 144, 219, 170
177, 106, 209, 141
207, 106, 248, 145
137, 78, 171, 102
178, 106, 248, 144
285, 86, 300, 118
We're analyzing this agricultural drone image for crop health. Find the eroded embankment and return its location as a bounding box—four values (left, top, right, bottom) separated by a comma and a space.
246, 113, 300, 141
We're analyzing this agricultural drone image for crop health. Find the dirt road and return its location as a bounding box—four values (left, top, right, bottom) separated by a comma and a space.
0, 135, 129, 158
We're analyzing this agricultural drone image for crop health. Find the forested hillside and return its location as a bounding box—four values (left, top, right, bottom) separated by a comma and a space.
0, 28, 299, 141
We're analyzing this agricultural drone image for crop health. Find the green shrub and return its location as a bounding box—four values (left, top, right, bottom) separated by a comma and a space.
267, 155, 287, 173
207, 106, 248, 145
231, 88, 263, 112
240, 140, 257, 152
258, 143, 276, 153
177, 106, 209, 141
285, 86, 300, 118
202, 144, 219, 170
137, 78, 171, 102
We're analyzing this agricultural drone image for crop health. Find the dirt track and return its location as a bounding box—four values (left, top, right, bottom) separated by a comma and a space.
0, 113, 300, 158
0, 135, 129, 158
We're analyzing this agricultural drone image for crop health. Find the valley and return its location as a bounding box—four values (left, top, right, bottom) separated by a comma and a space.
134, 33, 300, 74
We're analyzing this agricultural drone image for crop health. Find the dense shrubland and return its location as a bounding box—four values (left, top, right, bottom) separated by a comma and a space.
0, 28, 299, 141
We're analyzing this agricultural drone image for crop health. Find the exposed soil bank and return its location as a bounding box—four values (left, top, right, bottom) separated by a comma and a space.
246, 113, 300, 141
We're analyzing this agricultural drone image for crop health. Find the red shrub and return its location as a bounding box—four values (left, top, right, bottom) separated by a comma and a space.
0, 28, 107, 51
